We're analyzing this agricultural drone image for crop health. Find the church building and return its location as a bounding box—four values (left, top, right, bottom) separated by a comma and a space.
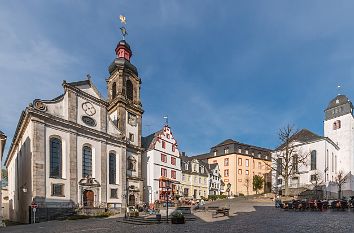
5, 38, 144, 223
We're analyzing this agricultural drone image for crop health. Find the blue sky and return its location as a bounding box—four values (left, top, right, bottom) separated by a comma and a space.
1, 1, 354, 158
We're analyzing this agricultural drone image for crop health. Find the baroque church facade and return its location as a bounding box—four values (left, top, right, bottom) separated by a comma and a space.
6, 39, 143, 223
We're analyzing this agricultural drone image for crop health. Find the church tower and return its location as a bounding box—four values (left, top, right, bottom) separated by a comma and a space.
106, 31, 144, 205
324, 95, 354, 174
107, 39, 143, 147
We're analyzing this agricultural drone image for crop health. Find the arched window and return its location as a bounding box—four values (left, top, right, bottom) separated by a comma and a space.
83, 146, 92, 177
311, 150, 316, 170
109, 152, 116, 184
50, 137, 62, 178
112, 82, 117, 99
128, 156, 136, 171
126, 79, 133, 101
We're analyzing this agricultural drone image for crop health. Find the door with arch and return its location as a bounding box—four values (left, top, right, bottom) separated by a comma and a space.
128, 194, 136, 206
83, 190, 94, 207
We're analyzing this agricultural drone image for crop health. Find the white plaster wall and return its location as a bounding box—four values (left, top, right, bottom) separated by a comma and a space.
273, 139, 339, 192
7, 121, 32, 221
324, 114, 354, 174
45, 95, 65, 119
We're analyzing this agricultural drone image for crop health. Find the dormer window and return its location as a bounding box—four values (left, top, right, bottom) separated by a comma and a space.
224, 148, 229, 154
213, 150, 217, 157
185, 163, 188, 170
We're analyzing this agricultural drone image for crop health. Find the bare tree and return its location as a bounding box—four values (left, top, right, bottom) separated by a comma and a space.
310, 171, 324, 199
244, 176, 251, 196
335, 170, 347, 199
266, 124, 310, 196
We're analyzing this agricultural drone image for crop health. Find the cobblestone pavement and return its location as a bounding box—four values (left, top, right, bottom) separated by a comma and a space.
3, 199, 354, 233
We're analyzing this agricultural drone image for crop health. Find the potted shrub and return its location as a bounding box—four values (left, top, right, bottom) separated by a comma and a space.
171, 211, 185, 224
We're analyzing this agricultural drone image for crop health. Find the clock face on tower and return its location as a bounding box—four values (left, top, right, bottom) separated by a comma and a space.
82, 102, 96, 116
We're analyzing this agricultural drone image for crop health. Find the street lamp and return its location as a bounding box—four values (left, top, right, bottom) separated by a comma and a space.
166, 180, 171, 224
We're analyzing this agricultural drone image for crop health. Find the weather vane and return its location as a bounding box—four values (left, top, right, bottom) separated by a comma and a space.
119, 15, 128, 40
163, 116, 169, 126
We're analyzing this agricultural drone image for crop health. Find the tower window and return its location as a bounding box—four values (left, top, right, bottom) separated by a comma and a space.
333, 120, 341, 130
126, 80, 133, 101
112, 82, 117, 99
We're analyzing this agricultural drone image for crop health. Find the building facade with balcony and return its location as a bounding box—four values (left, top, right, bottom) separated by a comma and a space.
142, 125, 182, 205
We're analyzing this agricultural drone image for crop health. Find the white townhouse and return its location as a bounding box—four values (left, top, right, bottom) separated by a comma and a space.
142, 125, 182, 205
208, 163, 221, 195
6, 38, 144, 223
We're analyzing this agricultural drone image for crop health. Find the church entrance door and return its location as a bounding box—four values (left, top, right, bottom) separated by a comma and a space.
128, 194, 135, 206
83, 190, 94, 207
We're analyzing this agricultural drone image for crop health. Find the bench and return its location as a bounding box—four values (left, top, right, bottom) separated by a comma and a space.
211, 208, 230, 217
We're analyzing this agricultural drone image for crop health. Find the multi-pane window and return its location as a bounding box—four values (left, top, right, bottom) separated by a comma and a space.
52, 183, 64, 196
171, 170, 176, 179
224, 158, 229, 166
82, 146, 92, 177
110, 188, 118, 199
171, 157, 176, 165
238, 169, 242, 174
224, 148, 229, 154
161, 168, 167, 177
162, 141, 166, 149
245, 170, 249, 175
109, 153, 116, 184
224, 169, 229, 177
50, 137, 62, 178
311, 150, 316, 170
172, 144, 176, 152
238, 158, 242, 166
245, 159, 249, 167
213, 151, 217, 156
161, 154, 167, 163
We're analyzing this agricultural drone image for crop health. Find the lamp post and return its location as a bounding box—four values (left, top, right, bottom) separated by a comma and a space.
166, 180, 171, 223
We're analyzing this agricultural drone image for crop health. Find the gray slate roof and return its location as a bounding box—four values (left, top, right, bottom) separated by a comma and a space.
326, 95, 351, 110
